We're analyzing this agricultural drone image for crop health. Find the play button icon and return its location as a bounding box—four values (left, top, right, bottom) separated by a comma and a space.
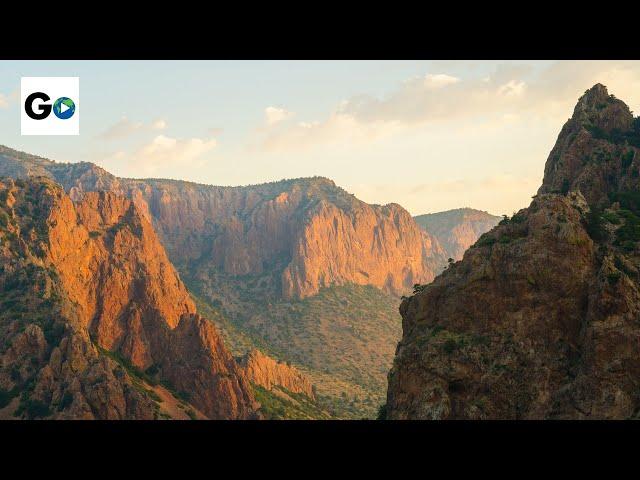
52, 97, 76, 120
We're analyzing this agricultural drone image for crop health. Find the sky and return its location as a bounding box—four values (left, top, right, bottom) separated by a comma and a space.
1, 60, 640, 216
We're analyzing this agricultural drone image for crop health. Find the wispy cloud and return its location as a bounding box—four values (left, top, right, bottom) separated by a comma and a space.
109, 135, 217, 177
423, 73, 460, 89
99, 116, 167, 140
0, 90, 18, 109
265, 106, 294, 126
256, 61, 640, 153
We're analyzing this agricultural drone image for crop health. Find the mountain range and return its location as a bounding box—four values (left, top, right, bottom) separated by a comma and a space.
0, 144, 497, 419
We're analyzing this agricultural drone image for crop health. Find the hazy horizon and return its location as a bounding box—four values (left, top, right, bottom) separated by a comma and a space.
2, 60, 640, 216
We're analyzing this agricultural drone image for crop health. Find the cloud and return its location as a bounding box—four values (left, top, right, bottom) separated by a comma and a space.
151, 119, 167, 130
423, 73, 460, 89
97, 134, 218, 179
259, 113, 404, 152
256, 61, 640, 152
497, 80, 526, 97
0, 90, 18, 109
265, 106, 294, 126
100, 117, 168, 140
100, 117, 144, 139
131, 135, 218, 175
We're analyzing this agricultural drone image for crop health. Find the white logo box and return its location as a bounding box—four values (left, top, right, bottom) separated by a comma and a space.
21, 77, 79, 136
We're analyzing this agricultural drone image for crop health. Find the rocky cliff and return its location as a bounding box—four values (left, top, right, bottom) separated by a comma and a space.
0, 151, 447, 299
386, 84, 640, 420
414, 208, 501, 261
0, 148, 448, 419
0, 177, 257, 419
238, 349, 315, 399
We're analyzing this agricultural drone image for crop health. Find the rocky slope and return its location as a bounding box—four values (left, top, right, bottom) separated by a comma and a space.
238, 349, 315, 399
386, 84, 640, 420
0, 176, 257, 419
0, 151, 450, 418
0, 151, 447, 300
414, 208, 501, 261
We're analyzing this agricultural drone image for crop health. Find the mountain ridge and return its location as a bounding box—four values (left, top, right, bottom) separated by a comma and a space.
0, 143, 504, 418
0, 148, 447, 299
386, 84, 640, 420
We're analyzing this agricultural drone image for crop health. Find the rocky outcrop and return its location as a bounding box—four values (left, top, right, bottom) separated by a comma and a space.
414, 208, 501, 261
238, 349, 315, 399
282, 199, 444, 299
386, 84, 640, 420
538, 83, 639, 205
0, 153, 447, 299
0, 177, 257, 419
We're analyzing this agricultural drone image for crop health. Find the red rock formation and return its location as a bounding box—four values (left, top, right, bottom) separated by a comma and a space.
238, 349, 315, 399
0, 178, 257, 419
281, 200, 443, 299
0, 154, 448, 299
101, 178, 446, 299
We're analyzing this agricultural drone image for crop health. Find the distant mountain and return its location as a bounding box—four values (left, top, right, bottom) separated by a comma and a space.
386, 84, 640, 420
0, 149, 447, 418
0, 149, 447, 299
414, 208, 501, 261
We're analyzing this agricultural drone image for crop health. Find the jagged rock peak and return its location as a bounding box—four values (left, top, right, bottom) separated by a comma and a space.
571, 83, 634, 133
385, 85, 640, 420
538, 84, 640, 205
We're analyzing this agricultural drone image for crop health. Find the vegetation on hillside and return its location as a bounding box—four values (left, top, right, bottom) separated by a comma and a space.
252, 383, 331, 420
185, 271, 401, 419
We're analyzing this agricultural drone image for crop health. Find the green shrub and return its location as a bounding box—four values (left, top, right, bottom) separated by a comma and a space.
476, 235, 496, 247
0, 387, 18, 408
619, 240, 637, 251
584, 208, 609, 243
25, 399, 51, 419
511, 212, 526, 224
587, 125, 640, 148
610, 191, 640, 215
58, 391, 74, 411
607, 272, 622, 285
412, 284, 427, 294
442, 339, 460, 354
602, 211, 621, 224
376, 403, 387, 420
